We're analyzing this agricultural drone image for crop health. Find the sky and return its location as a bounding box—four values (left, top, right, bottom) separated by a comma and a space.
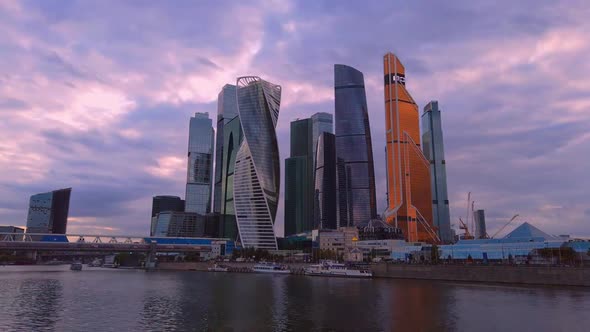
0, 0, 588, 238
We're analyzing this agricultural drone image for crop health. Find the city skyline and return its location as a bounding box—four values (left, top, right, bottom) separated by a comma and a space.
0, 1, 589, 238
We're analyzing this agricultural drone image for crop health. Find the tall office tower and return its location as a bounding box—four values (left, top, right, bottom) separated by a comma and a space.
473, 209, 487, 239
185, 112, 214, 214
314, 132, 337, 229
285, 113, 334, 236
334, 64, 377, 227
233, 76, 281, 249
383, 52, 435, 243
285, 118, 312, 236
26, 188, 71, 234
213, 84, 238, 213
218, 115, 243, 240
310, 112, 334, 165
421, 101, 453, 243
150, 195, 185, 236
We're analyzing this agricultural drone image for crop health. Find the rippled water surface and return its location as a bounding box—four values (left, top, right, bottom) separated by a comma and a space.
0, 265, 589, 331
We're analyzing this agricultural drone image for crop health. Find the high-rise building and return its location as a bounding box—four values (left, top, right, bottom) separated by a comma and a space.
26, 188, 71, 234
311, 112, 333, 165
285, 113, 334, 236
473, 209, 487, 239
218, 115, 243, 240
334, 64, 377, 227
383, 52, 435, 243
213, 84, 238, 214
421, 101, 453, 243
150, 196, 185, 236
314, 132, 337, 230
233, 76, 281, 249
185, 112, 214, 214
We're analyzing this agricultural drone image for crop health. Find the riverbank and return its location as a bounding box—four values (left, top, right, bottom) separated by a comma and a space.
372, 263, 590, 287
157, 262, 590, 287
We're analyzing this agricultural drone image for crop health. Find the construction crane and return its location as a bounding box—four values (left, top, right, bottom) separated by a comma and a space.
491, 214, 520, 239
458, 217, 474, 240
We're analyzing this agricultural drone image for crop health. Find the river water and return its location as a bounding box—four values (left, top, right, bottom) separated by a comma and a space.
0, 265, 588, 331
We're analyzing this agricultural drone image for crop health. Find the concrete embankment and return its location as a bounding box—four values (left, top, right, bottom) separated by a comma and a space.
372, 263, 590, 287
157, 262, 310, 274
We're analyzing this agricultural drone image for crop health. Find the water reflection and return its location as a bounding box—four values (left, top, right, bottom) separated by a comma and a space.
0, 267, 589, 331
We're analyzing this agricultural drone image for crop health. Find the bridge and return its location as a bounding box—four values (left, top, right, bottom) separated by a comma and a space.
0, 233, 234, 254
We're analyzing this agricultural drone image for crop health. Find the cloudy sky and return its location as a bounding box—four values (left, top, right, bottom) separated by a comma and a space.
0, 0, 588, 237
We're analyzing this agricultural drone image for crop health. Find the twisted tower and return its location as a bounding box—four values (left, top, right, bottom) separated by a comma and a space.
233, 76, 281, 249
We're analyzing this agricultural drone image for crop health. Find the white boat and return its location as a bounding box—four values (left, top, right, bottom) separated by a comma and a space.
208, 264, 229, 272
70, 262, 83, 271
304, 261, 372, 278
251, 262, 291, 274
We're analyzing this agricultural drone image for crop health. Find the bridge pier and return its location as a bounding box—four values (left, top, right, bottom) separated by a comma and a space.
145, 242, 157, 270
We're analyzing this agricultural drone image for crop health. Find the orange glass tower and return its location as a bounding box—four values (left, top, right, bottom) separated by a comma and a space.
383, 52, 437, 243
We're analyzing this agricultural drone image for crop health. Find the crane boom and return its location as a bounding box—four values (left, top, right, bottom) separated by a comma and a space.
492, 214, 520, 238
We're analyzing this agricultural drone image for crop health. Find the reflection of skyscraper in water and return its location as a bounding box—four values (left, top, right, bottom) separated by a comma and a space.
334, 64, 377, 227
233, 76, 281, 249
383, 52, 435, 243
185, 113, 214, 214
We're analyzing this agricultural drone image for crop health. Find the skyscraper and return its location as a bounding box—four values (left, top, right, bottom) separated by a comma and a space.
334, 64, 377, 227
218, 115, 243, 240
26, 188, 71, 234
185, 112, 214, 214
213, 84, 238, 214
314, 132, 337, 230
233, 76, 281, 249
473, 209, 487, 239
150, 195, 185, 236
421, 101, 453, 243
311, 112, 333, 165
383, 52, 435, 243
285, 113, 334, 236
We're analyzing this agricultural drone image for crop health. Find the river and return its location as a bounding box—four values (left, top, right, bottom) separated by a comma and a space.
0, 265, 588, 331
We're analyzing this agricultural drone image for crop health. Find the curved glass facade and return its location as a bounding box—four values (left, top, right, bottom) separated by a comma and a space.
334, 64, 377, 227
383, 52, 434, 243
314, 132, 337, 229
233, 76, 281, 249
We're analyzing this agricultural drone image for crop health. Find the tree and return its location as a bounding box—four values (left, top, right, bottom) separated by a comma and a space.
430, 245, 440, 264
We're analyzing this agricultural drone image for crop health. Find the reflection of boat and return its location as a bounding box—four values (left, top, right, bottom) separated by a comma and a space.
252, 262, 291, 274
304, 261, 372, 278
208, 264, 229, 272
44, 259, 66, 265
70, 262, 83, 271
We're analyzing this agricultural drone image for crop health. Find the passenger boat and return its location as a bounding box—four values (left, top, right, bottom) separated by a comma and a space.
251, 262, 291, 274
70, 262, 83, 271
304, 261, 372, 278
208, 264, 229, 272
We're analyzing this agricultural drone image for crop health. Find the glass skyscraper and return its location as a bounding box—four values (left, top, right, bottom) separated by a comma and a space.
218, 115, 243, 240
150, 195, 185, 236
185, 112, 214, 214
213, 84, 238, 214
334, 64, 377, 227
383, 52, 435, 243
285, 113, 333, 236
26, 188, 71, 234
233, 76, 281, 249
421, 101, 453, 243
314, 132, 337, 230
